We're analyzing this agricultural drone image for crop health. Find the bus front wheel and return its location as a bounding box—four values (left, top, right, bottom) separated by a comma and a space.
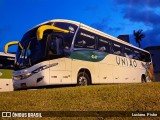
77, 72, 91, 86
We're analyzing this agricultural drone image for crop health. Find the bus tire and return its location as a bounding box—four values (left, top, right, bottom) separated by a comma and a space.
141, 75, 146, 83
77, 72, 91, 86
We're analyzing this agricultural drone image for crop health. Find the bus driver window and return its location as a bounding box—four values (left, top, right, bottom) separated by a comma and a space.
49, 34, 63, 55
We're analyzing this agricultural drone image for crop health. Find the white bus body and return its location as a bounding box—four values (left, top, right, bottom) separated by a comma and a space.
10, 19, 153, 90
0, 52, 15, 92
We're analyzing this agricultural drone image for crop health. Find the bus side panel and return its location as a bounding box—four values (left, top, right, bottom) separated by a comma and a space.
112, 55, 147, 83
98, 54, 114, 83
98, 63, 113, 83
93, 62, 100, 84
113, 55, 138, 83
113, 65, 131, 83
49, 58, 72, 84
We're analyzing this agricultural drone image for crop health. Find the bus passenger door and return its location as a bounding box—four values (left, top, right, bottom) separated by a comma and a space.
47, 33, 72, 84
98, 55, 114, 83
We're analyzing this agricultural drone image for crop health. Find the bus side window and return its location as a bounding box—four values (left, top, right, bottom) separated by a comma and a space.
146, 52, 151, 62
48, 34, 63, 55
98, 37, 110, 53
133, 50, 141, 60
0, 56, 14, 69
141, 52, 151, 62
112, 43, 122, 56
0, 56, 3, 68
0, 64, 3, 68
140, 52, 146, 62
124, 47, 133, 59
74, 28, 96, 49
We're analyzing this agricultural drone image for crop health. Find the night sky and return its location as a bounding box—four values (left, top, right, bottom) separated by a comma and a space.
0, 0, 160, 52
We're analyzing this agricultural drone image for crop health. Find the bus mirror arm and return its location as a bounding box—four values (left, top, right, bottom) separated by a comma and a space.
37, 25, 69, 40
4, 41, 19, 54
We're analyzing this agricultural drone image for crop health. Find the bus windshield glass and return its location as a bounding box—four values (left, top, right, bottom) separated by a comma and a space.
14, 22, 78, 70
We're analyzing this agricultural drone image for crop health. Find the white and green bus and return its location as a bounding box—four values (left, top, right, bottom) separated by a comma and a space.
6, 19, 153, 90
0, 52, 15, 92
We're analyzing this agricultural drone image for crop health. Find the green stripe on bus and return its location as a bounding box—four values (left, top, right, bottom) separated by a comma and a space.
70, 50, 108, 62
0, 69, 12, 79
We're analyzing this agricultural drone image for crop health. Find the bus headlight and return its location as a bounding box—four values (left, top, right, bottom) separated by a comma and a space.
13, 73, 32, 80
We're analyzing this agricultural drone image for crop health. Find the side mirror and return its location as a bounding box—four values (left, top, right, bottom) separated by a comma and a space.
4, 41, 19, 54
37, 25, 69, 40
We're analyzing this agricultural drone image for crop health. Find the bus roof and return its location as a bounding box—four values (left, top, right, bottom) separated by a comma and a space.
31, 19, 150, 54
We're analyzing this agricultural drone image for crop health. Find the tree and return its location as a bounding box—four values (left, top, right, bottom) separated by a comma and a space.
133, 29, 145, 48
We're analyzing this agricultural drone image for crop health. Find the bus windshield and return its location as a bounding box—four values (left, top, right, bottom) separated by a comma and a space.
14, 27, 45, 70
14, 22, 78, 70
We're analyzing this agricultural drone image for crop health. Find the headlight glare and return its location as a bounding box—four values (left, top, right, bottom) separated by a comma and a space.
13, 72, 32, 80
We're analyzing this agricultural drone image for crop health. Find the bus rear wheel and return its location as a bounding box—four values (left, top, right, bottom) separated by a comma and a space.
77, 72, 91, 86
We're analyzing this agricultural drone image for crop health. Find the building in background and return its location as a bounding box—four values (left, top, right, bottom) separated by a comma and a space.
117, 35, 130, 43
145, 46, 160, 82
